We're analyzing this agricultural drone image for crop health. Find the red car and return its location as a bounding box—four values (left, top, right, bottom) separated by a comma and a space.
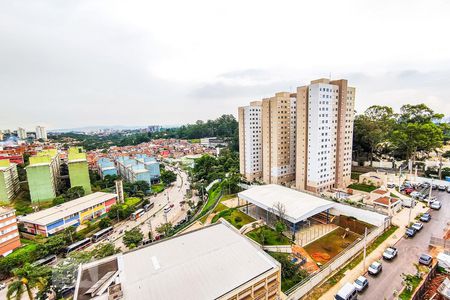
170, 203, 175, 208
404, 188, 414, 194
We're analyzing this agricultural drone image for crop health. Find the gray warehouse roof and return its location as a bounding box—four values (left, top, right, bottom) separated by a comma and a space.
238, 184, 335, 223
75, 222, 279, 300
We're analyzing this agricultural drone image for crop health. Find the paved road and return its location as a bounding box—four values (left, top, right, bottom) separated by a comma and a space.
90, 166, 194, 250
359, 190, 449, 300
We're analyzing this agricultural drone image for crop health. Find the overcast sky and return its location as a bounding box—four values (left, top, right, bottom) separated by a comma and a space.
1, 0, 450, 130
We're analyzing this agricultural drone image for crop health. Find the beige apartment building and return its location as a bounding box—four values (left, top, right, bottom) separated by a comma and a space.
239, 78, 355, 193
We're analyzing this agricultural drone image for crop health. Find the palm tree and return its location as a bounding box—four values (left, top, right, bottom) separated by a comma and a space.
6, 263, 50, 300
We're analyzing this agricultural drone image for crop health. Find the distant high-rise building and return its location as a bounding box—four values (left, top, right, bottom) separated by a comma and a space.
147, 125, 162, 133
26, 149, 60, 202
35, 126, 47, 141
68, 147, 92, 194
0, 160, 20, 202
17, 127, 27, 140
239, 78, 355, 193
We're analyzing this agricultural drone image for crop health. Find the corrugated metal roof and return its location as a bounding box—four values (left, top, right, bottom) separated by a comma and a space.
238, 184, 335, 223
109, 223, 278, 299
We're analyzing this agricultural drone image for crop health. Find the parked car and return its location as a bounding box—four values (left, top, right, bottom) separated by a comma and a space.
432, 184, 438, 190
402, 198, 415, 208
0, 283, 6, 290
335, 282, 358, 300
163, 206, 171, 213
410, 191, 420, 199
383, 247, 398, 260
412, 222, 423, 231
368, 261, 382, 275
431, 201, 441, 210
447, 186, 450, 193
353, 276, 369, 292
404, 187, 414, 195
419, 254, 433, 266
420, 213, 431, 222
405, 227, 416, 238
438, 185, 447, 191
419, 193, 428, 201
387, 182, 396, 189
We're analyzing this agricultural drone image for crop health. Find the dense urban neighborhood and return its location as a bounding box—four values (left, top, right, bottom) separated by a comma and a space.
1, 1, 450, 300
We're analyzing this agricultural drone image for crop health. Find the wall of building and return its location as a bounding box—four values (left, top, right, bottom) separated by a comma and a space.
0, 210, 21, 257
69, 161, 92, 194
27, 165, 56, 202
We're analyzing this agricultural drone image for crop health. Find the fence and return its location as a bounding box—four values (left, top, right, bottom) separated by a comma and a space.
430, 236, 450, 249
262, 245, 292, 254
411, 263, 438, 300
285, 225, 384, 299
296, 224, 338, 247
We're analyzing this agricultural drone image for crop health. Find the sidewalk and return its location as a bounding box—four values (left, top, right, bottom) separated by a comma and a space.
319, 203, 428, 300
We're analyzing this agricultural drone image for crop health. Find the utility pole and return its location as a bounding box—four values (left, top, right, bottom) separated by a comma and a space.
408, 198, 413, 226
148, 218, 153, 240
363, 227, 367, 273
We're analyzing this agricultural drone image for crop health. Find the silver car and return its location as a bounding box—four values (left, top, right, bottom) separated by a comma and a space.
353, 275, 369, 292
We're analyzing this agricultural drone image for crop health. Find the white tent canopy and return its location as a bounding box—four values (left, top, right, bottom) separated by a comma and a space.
238, 184, 335, 224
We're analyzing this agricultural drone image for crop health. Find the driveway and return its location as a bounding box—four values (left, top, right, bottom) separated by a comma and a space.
359, 189, 449, 300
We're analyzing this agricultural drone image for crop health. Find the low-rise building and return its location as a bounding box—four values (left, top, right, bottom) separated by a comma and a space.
0, 159, 20, 202
74, 222, 281, 300
116, 155, 160, 185
0, 207, 21, 257
20, 192, 117, 237
97, 158, 117, 178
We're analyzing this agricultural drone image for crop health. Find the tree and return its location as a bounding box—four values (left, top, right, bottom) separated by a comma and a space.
160, 169, 177, 186
65, 186, 85, 201
7, 264, 51, 300
98, 217, 112, 229
92, 243, 119, 259
123, 228, 144, 248
353, 106, 395, 165
156, 222, 173, 237
52, 251, 92, 298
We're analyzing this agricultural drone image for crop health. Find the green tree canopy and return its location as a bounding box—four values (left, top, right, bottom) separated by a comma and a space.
123, 228, 143, 248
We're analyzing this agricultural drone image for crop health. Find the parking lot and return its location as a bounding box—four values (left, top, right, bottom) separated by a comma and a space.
358, 188, 449, 300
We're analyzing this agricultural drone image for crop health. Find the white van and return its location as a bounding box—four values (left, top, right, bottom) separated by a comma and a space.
335, 283, 358, 300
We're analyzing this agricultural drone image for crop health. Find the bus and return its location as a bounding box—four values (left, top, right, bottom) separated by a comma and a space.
131, 208, 145, 220
32, 254, 57, 267
144, 203, 154, 212
91, 226, 114, 243
64, 238, 91, 256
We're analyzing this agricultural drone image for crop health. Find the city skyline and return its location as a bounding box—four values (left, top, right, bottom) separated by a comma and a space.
1, 0, 450, 129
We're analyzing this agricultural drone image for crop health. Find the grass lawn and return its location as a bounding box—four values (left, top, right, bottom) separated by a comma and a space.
398, 275, 422, 300
220, 194, 236, 202
306, 225, 399, 299
211, 208, 255, 229
124, 197, 141, 207
304, 228, 360, 264
351, 172, 363, 180
189, 139, 201, 143
151, 183, 165, 194
213, 202, 228, 213
246, 226, 291, 245
347, 183, 378, 193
